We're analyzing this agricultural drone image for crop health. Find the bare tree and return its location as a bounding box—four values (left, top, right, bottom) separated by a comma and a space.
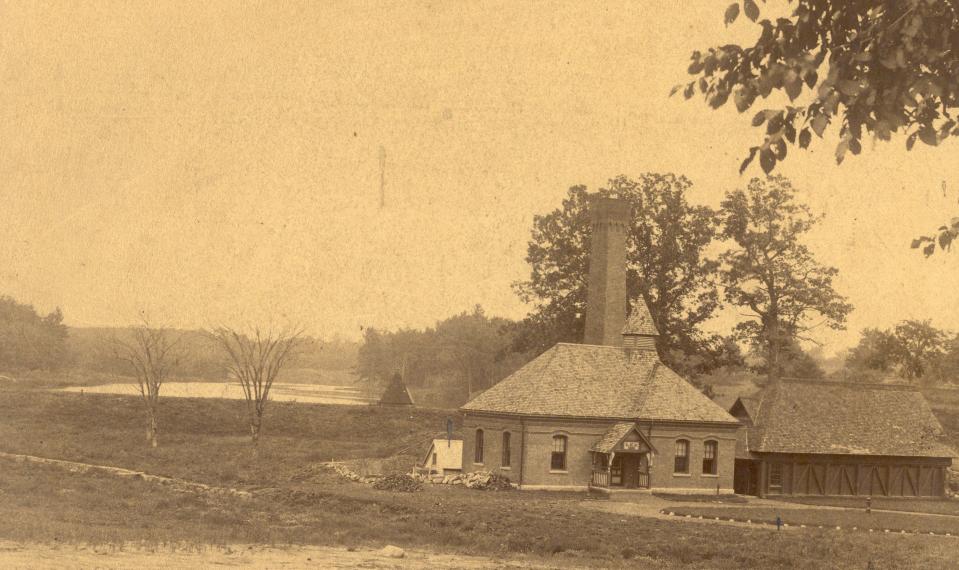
112, 320, 180, 448
211, 326, 304, 447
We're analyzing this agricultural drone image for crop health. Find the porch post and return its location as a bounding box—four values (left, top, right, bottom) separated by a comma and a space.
608, 451, 614, 487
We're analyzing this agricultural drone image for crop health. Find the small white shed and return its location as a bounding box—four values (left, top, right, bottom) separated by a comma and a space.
423, 438, 463, 476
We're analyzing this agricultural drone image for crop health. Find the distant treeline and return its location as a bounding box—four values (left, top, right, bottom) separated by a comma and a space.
0, 295, 359, 377
357, 306, 533, 408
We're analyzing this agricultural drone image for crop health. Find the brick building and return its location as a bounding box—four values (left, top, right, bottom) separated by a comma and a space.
731, 380, 956, 497
460, 196, 741, 492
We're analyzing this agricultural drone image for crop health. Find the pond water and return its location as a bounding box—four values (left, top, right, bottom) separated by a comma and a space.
60, 382, 372, 406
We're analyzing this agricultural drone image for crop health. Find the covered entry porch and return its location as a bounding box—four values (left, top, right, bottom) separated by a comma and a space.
588, 422, 656, 491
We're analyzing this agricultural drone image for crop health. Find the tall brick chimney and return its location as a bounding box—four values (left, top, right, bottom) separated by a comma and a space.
583, 196, 630, 346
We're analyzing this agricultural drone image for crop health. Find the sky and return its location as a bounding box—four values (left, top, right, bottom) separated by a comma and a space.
2, 1, 958, 352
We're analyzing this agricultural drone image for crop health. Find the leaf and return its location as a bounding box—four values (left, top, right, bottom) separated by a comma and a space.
785, 69, 802, 101
724, 3, 740, 25
939, 231, 954, 251
804, 70, 818, 89
838, 80, 863, 97
849, 138, 861, 155
798, 128, 812, 148
751, 111, 767, 127
734, 86, 755, 112
910, 238, 925, 249
739, 147, 759, 174
906, 132, 918, 151
759, 148, 775, 173
669, 84, 683, 97
811, 114, 828, 137
919, 126, 939, 146
743, 0, 759, 22
835, 139, 849, 164
684, 83, 695, 100
709, 88, 730, 109
923, 242, 936, 257
783, 122, 796, 144
875, 119, 892, 141
772, 138, 787, 160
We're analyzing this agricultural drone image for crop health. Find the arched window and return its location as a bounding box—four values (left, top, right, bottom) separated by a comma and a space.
551, 435, 568, 471
674, 439, 690, 474
502, 432, 512, 467
702, 441, 718, 475
474, 429, 484, 464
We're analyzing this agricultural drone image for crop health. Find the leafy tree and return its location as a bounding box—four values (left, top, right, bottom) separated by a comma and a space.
0, 296, 69, 370
931, 333, 959, 383
355, 306, 526, 407
682, 1, 959, 174
845, 327, 901, 373
719, 176, 853, 380
512, 174, 723, 372
893, 319, 947, 380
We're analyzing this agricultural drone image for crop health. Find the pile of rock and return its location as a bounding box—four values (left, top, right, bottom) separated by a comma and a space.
425, 470, 513, 490
328, 462, 381, 485
372, 474, 422, 492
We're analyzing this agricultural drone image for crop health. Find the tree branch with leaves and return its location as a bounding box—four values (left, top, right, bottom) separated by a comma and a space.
680, 1, 959, 255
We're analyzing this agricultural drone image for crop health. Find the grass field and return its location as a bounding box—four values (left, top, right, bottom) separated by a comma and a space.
781, 496, 959, 516
1, 385, 958, 568
667, 505, 959, 535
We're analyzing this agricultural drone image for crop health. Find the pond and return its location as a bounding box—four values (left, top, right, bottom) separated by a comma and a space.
59, 382, 372, 406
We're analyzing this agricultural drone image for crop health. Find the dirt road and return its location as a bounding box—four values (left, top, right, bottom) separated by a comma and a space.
0, 541, 566, 569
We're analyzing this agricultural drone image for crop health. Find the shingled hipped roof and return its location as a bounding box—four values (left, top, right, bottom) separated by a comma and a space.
461, 343, 738, 424
735, 380, 957, 458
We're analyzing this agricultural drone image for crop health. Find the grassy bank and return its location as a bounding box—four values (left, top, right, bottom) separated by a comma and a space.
666, 505, 959, 535
780, 496, 959, 516
1, 386, 958, 568
4, 458, 958, 569
0, 387, 456, 485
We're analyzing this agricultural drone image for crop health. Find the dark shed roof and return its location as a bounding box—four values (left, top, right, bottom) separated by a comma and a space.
379, 374, 415, 406
732, 380, 956, 459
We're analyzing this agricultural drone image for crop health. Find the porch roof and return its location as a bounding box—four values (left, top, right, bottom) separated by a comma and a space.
590, 422, 657, 454
590, 422, 635, 453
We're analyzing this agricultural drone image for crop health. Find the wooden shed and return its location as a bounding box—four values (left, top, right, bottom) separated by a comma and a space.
731, 380, 956, 498
423, 438, 463, 476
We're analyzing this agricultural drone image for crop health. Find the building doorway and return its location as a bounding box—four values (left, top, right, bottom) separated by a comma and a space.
611, 453, 649, 489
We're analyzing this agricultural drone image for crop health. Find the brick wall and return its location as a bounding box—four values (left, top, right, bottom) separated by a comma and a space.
463, 413, 739, 492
